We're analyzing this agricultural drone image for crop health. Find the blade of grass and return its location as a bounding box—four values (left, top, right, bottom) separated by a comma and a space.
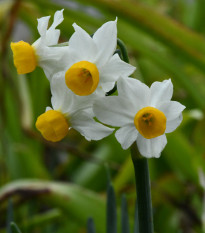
87, 218, 96, 233
6, 199, 13, 233
0, 180, 106, 233
121, 195, 130, 233
107, 183, 117, 233
10, 222, 22, 233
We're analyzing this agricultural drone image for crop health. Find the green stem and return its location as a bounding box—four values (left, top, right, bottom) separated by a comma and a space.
131, 143, 154, 233
117, 38, 129, 63
106, 39, 129, 96
10, 222, 22, 233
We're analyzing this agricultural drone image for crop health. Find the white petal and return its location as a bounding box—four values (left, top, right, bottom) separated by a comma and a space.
46, 9, 64, 45
50, 9, 64, 29
69, 23, 97, 61
46, 106, 53, 112
117, 77, 150, 108
93, 19, 117, 66
46, 30, 60, 46
37, 46, 67, 62
70, 110, 114, 140
70, 94, 95, 114
37, 16, 50, 38
93, 96, 136, 127
101, 82, 115, 92
99, 54, 136, 83
137, 134, 167, 158
94, 88, 106, 97
165, 113, 183, 133
50, 72, 73, 112
158, 101, 186, 121
115, 124, 138, 150
150, 79, 173, 107
37, 46, 69, 80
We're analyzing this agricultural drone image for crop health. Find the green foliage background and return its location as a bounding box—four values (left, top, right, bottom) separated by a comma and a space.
0, 0, 205, 232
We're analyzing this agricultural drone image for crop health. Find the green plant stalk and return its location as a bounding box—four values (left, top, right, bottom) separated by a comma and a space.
131, 143, 154, 233
10, 222, 22, 233
117, 39, 129, 63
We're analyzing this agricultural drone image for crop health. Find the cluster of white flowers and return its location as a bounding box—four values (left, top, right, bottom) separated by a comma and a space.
11, 10, 185, 158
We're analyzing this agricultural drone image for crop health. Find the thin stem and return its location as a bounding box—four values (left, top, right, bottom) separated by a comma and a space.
131, 143, 154, 233
117, 38, 129, 63
10, 222, 22, 233
106, 39, 129, 96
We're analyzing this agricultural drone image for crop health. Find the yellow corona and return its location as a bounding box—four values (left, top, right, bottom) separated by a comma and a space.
65, 61, 99, 96
10, 41, 37, 74
36, 110, 69, 142
134, 107, 166, 139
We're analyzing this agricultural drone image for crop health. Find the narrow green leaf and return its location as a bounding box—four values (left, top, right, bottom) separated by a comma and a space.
6, 199, 13, 233
107, 184, 117, 233
0, 180, 106, 233
10, 223, 22, 233
87, 218, 96, 233
121, 195, 130, 233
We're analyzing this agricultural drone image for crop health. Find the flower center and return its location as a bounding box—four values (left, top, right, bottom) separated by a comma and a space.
134, 107, 166, 139
10, 41, 37, 74
65, 61, 99, 96
35, 110, 69, 142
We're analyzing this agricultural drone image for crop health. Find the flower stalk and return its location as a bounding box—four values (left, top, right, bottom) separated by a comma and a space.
117, 39, 129, 63
131, 143, 154, 233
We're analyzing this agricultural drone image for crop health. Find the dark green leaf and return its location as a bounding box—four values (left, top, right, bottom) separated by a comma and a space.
107, 184, 117, 233
10, 222, 22, 233
121, 195, 130, 233
6, 199, 13, 233
87, 218, 96, 233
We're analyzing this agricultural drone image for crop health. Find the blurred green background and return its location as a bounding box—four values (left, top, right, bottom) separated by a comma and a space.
1, 0, 205, 232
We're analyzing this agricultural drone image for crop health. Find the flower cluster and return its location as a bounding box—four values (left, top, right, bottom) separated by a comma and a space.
11, 10, 185, 158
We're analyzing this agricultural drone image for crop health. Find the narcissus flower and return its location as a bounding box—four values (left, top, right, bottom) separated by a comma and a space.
11, 9, 67, 79
93, 78, 185, 158
64, 19, 135, 96
36, 72, 114, 142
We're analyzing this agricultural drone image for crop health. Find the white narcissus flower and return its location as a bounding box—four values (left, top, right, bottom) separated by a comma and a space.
11, 9, 67, 79
62, 19, 135, 96
93, 78, 185, 158
35, 72, 114, 142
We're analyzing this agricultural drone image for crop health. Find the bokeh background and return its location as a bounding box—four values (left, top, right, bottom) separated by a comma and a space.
1, 0, 205, 232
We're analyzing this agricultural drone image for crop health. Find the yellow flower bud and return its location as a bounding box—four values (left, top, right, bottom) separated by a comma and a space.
36, 110, 69, 142
10, 41, 37, 74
